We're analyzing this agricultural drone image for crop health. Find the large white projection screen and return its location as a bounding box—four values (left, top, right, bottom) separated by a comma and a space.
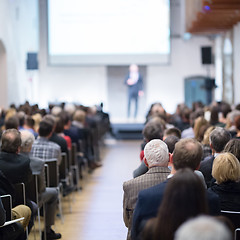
48, 0, 170, 65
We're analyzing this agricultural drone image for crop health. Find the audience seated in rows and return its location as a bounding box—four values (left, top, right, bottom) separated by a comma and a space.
199, 127, 231, 187
20, 130, 61, 240
0, 129, 33, 234
208, 152, 240, 211
131, 138, 220, 240
31, 119, 61, 164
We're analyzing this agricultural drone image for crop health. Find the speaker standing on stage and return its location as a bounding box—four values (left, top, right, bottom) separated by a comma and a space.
125, 64, 144, 118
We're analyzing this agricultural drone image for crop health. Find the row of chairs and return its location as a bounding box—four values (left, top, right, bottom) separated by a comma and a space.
0, 139, 91, 240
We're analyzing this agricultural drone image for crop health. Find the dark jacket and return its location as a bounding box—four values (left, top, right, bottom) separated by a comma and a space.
49, 132, 68, 155
131, 179, 221, 240
208, 181, 240, 211
199, 155, 215, 187
0, 152, 32, 185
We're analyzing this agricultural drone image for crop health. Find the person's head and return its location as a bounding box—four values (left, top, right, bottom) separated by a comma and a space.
202, 126, 215, 145
5, 116, 19, 130
17, 111, 26, 127
224, 139, 240, 161
59, 111, 71, 128
38, 120, 54, 137
180, 107, 191, 123
64, 103, 76, 117
54, 117, 64, 134
151, 168, 208, 240
212, 152, 240, 184
164, 136, 179, 154
43, 114, 56, 127
144, 139, 169, 168
25, 116, 35, 129
32, 113, 42, 132
151, 103, 165, 116
129, 64, 139, 72
163, 127, 181, 140
20, 130, 35, 153
221, 103, 232, 119
234, 115, 240, 131
142, 121, 163, 141
73, 110, 86, 124
174, 216, 232, 240
51, 106, 62, 116
1, 129, 22, 153
210, 106, 219, 125
225, 110, 240, 129
193, 116, 209, 142
172, 138, 203, 171
209, 127, 231, 153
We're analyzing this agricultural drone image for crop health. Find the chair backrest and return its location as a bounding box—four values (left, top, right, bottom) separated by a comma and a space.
221, 210, 240, 229
44, 164, 50, 187
1, 195, 12, 221
71, 143, 77, 166
45, 159, 59, 188
26, 175, 39, 204
14, 183, 26, 205
67, 148, 72, 170
59, 153, 68, 180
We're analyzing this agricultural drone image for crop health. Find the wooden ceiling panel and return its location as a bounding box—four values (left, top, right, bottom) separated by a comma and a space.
186, 0, 240, 34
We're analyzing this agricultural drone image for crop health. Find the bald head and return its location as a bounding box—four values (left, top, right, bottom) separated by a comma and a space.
1, 129, 21, 153
173, 138, 203, 171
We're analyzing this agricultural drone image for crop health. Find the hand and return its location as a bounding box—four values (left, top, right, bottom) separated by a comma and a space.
127, 78, 135, 86
138, 90, 144, 97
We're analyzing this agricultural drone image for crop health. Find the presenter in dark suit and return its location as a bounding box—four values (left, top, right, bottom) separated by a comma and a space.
125, 64, 144, 118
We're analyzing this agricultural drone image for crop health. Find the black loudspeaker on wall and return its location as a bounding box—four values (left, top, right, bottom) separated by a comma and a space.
26, 52, 38, 70
201, 47, 212, 64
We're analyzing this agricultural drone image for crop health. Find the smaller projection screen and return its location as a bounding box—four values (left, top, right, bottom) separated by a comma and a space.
48, 0, 170, 65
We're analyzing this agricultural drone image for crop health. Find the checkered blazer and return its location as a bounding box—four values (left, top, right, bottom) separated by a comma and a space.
123, 166, 170, 240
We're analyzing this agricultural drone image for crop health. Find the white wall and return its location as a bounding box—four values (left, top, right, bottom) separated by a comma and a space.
0, 0, 38, 108
233, 23, 240, 105
146, 36, 214, 113
39, 0, 213, 116
0, 0, 215, 116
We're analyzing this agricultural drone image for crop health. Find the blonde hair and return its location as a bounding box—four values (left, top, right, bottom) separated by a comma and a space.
193, 116, 209, 142
73, 110, 86, 123
212, 152, 240, 184
202, 126, 215, 145
32, 113, 42, 132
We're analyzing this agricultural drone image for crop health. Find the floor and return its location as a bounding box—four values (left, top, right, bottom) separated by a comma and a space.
29, 139, 141, 240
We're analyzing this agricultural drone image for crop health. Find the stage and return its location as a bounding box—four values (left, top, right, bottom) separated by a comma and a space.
111, 118, 145, 140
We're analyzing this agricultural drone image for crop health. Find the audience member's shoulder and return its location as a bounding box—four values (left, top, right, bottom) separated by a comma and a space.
139, 180, 167, 197
123, 177, 138, 190
201, 155, 214, 165
49, 140, 61, 149
19, 153, 31, 163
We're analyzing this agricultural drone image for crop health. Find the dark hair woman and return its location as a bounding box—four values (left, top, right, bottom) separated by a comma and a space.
142, 168, 208, 240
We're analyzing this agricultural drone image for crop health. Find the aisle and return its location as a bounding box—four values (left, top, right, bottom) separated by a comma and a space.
55, 139, 141, 240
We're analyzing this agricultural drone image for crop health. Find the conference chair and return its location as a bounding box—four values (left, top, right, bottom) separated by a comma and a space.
45, 159, 64, 223
60, 152, 73, 212
221, 210, 240, 240
14, 182, 29, 238
71, 143, 81, 191
26, 174, 46, 240
0, 195, 25, 239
